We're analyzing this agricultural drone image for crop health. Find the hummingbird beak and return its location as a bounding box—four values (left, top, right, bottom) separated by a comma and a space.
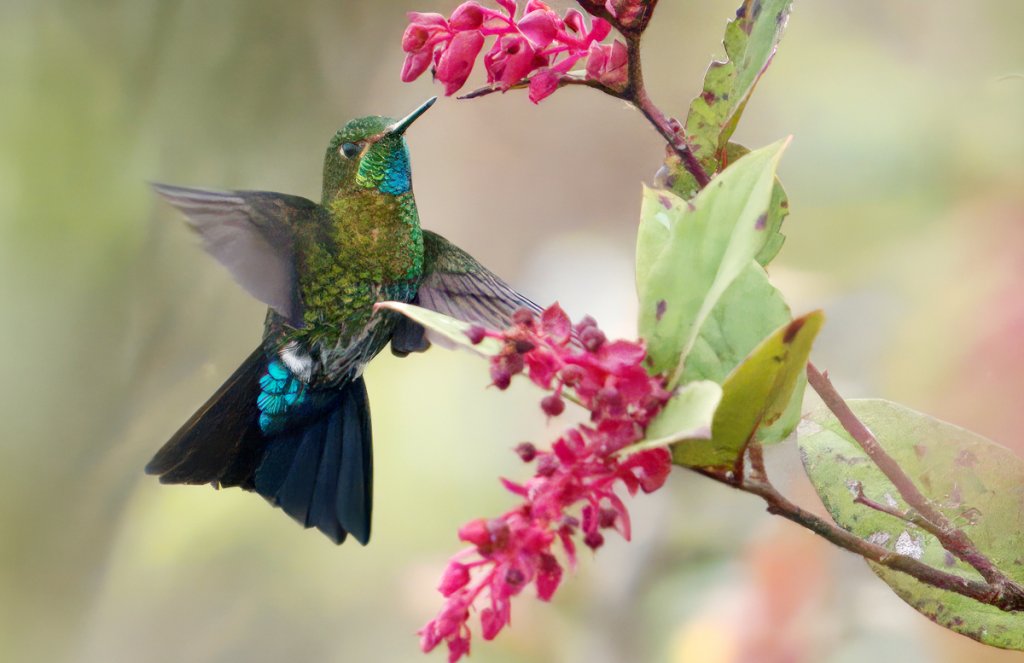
387, 96, 437, 136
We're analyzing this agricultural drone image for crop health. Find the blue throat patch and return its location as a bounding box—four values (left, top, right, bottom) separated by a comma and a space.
358, 145, 412, 196
379, 149, 411, 195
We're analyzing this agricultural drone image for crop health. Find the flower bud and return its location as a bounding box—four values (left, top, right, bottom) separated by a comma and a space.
504, 567, 526, 586
584, 530, 605, 550
505, 351, 525, 375
580, 326, 606, 352
458, 518, 491, 547
559, 364, 586, 387
512, 307, 536, 326
438, 562, 472, 596
515, 442, 537, 462
466, 325, 487, 344
541, 394, 565, 417
490, 362, 512, 390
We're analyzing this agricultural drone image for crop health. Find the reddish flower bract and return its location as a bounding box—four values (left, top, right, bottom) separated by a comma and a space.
418, 304, 673, 662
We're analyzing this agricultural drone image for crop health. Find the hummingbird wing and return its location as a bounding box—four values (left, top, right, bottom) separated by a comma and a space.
392, 230, 542, 356
152, 183, 316, 328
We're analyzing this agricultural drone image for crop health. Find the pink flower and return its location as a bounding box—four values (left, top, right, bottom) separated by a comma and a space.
517, 8, 560, 49
439, 562, 472, 597
400, 0, 622, 102
585, 39, 628, 90
484, 33, 536, 88
436, 30, 486, 95
604, 0, 651, 31
401, 12, 450, 83
528, 69, 561, 103
419, 304, 673, 662
401, 49, 435, 83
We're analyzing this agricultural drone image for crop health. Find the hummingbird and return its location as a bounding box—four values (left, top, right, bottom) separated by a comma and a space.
145, 97, 538, 545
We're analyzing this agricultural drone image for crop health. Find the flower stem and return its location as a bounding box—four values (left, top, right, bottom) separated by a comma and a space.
575, 0, 623, 32
622, 35, 711, 188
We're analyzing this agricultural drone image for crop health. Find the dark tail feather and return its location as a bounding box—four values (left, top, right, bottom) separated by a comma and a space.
146, 347, 266, 486
253, 377, 373, 545
146, 349, 374, 545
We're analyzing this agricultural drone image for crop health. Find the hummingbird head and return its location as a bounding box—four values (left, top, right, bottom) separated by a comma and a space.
322, 97, 436, 201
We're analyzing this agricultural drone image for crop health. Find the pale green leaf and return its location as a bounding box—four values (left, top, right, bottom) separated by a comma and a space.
666, 0, 793, 199
637, 138, 790, 381
636, 380, 722, 450
800, 400, 1024, 649
375, 301, 502, 356
682, 261, 802, 444
673, 311, 822, 469
681, 261, 789, 383
724, 143, 789, 266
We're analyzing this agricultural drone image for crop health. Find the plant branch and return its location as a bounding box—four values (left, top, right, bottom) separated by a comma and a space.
458, 76, 618, 101
577, 0, 661, 37
576, 0, 629, 35
697, 467, 1024, 612
621, 35, 711, 188
850, 481, 935, 531
806, 361, 1024, 603
580, 0, 1024, 616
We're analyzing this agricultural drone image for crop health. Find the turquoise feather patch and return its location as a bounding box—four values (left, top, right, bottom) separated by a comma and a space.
257, 359, 307, 434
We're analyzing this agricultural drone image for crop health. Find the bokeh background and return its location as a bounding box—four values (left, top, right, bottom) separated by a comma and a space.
2, 0, 1023, 661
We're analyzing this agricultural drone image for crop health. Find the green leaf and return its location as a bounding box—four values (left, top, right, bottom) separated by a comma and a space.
725, 143, 789, 265
637, 138, 790, 381
681, 261, 788, 383
636, 380, 722, 450
375, 301, 502, 356
799, 400, 1024, 650
665, 0, 793, 199
673, 311, 822, 469
684, 262, 804, 444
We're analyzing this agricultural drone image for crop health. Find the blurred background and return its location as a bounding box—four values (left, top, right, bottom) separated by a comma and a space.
2, 0, 1022, 661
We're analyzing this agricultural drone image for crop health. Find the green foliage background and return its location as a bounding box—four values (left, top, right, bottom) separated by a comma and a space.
1, 1, 1022, 661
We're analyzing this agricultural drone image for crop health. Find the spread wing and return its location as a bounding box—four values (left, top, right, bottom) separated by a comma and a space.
152, 183, 320, 328
391, 230, 542, 356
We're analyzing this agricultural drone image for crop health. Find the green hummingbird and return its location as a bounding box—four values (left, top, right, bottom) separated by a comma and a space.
146, 97, 538, 545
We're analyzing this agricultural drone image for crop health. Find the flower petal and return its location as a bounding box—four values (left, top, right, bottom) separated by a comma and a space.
536, 553, 563, 600
435, 29, 485, 95
518, 9, 559, 49
495, 0, 518, 17
439, 562, 472, 597
450, 1, 487, 30
540, 302, 571, 343
588, 17, 612, 42
401, 49, 434, 82
407, 11, 449, 29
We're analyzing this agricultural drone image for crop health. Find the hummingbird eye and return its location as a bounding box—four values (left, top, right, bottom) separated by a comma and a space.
339, 142, 361, 159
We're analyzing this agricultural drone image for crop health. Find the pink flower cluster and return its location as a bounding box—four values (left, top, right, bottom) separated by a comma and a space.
401, 1, 629, 103
419, 304, 673, 662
